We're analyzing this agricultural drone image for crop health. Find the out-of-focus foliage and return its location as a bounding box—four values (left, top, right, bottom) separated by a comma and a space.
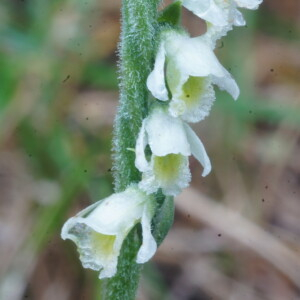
0, 0, 300, 299
0, 0, 118, 298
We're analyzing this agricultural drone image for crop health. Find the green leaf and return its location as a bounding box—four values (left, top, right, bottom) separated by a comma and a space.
158, 1, 182, 27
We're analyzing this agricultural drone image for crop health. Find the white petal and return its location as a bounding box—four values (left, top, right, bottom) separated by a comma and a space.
135, 119, 150, 172
61, 200, 102, 240
183, 124, 211, 177
182, 0, 211, 14
81, 188, 145, 235
168, 99, 187, 118
146, 108, 191, 157
235, 0, 263, 9
211, 67, 240, 100
61, 217, 79, 241
99, 258, 118, 279
165, 57, 189, 98
233, 8, 246, 26
136, 202, 157, 263
204, 23, 233, 47
166, 34, 226, 79
146, 43, 169, 101
182, 0, 228, 26
200, 1, 228, 26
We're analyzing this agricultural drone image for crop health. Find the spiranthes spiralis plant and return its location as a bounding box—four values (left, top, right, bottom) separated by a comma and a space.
61, 0, 262, 299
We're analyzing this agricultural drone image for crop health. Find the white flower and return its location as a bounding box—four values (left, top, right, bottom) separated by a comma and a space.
61, 185, 156, 279
181, 0, 263, 42
147, 30, 239, 123
135, 107, 211, 196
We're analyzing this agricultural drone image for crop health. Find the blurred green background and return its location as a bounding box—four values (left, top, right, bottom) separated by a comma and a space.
0, 0, 300, 299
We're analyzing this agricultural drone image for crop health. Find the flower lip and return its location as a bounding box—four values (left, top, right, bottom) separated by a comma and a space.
139, 153, 191, 196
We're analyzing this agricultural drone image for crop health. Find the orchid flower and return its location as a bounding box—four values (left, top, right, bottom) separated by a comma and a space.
181, 0, 263, 43
147, 30, 239, 123
135, 106, 211, 196
61, 185, 156, 279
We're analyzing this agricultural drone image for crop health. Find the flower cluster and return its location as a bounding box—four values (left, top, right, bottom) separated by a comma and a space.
61, 0, 262, 280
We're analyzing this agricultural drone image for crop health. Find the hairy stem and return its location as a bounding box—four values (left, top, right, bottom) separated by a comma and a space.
103, 0, 160, 299
112, 0, 159, 191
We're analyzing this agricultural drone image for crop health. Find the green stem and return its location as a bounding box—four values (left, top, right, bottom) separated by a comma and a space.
112, 0, 159, 191
103, 0, 160, 299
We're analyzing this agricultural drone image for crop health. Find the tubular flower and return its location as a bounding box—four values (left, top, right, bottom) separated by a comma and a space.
135, 107, 211, 196
61, 185, 156, 279
147, 30, 239, 123
181, 0, 263, 43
